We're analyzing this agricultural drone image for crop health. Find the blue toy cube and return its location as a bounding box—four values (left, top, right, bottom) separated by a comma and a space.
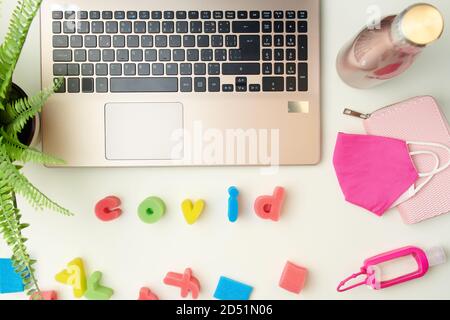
213, 276, 253, 300
0, 258, 24, 294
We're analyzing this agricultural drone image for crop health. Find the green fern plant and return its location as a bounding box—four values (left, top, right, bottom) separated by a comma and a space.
0, 0, 73, 298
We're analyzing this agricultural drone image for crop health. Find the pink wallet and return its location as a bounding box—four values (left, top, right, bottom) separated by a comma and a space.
346, 96, 450, 224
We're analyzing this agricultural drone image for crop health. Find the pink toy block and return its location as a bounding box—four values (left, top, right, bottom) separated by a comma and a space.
138, 287, 159, 300
279, 261, 308, 294
30, 290, 58, 300
254, 187, 286, 221
95, 196, 122, 222
163, 268, 200, 299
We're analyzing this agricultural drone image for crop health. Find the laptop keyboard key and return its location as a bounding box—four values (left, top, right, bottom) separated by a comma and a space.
114, 11, 125, 19
138, 63, 150, 75
84, 35, 97, 47
131, 49, 143, 61
110, 63, 122, 75
127, 35, 139, 47
218, 21, 230, 33
134, 21, 146, 33
63, 21, 76, 33
124, 63, 136, 75
159, 49, 171, 61
52, 11, 63, 19
92, 21, 104, 33
110, 77, 178, 92
232, 21, 259, 33
53, 63, 67, 76
180, 77, 192, 92
77, 11, 88, 20
81, 63, 94, 76
162, 21, 175, 33
173, 49, 185, 61
287, 77, 296, 91
96, 77, 108, 93
96, 63, 108, 76
222, 63, 260, 75
194, 77, 206, 92
166, 63, 178, 75
263, 77, 284, 91
298, 21, 308, 33
113, 35, 125, 47
152, 11, 162, 19
88, 49, 101, 62
99, 35, 111, 48
67, 63, 80, 76
155, 35, 167, 47
53, 35, 68, 48
52, 21, 61, 34
152, 63, 164, 75
120, 21, 132, 33
298, 35, 308, 61
53, 49, 72, 62
141, 35, 153, 47
187, 49, 199, 61
298, 63, 308, 91
222, 84, 233, 92
117, 49, 129, 61
190, 21, 202, 33
176, 21, 189, 33
194, 63, 206, 75
89, 11, 100, 19
67, 78, 80, 93
180, 63, 192, 75
145, 49, 157, 61
54, 78, 66, 93
208, 77, 220, 92
169, 35, 182, 47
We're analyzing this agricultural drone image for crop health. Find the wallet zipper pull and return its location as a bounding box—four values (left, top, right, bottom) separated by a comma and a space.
343, 108, 371, 119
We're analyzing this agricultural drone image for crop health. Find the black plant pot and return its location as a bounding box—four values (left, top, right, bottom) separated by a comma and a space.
9, 83, 40, 147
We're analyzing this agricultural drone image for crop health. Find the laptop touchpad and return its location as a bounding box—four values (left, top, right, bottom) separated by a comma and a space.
105, 102, 183, 160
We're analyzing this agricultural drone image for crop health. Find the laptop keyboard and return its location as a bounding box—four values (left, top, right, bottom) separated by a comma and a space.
51, 10, 308, 93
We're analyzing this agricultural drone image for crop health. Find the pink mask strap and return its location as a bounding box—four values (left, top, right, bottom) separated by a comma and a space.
337, 271, 368, 292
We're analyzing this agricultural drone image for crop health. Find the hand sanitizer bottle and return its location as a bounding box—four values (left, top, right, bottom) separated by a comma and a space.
337, 3, 444, 89
337, 246, 446, 292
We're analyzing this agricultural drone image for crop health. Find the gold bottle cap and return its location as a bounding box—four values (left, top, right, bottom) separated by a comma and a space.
401, 3, 444, 46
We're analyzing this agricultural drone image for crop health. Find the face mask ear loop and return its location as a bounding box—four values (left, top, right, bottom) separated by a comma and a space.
337, 270, 368, 292
407, 141, 450, 195
409, 150, 440, 177
408, 141, 450, 176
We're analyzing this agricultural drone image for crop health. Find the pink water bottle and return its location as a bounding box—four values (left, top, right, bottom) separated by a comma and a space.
337, 3, 444, 89
337, 246, 446, 292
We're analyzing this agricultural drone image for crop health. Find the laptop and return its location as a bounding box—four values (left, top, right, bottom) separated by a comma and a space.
40, 0, 321, 167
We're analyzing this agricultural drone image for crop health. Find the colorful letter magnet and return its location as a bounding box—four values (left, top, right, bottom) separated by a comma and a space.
0, 258, 24, 294
30, 290, 58, 300
213, 276, 253, 300
138, 287, 159, 300
84, 271, 114, 300
138, 196, 166, 224
182, 199, 205, 225
55, 257, 87, 298
163, 268, 200, 299
254, 186, 286, 221
228, 187, 239, 222
279, 261, 308, 294
95, 196, 122, 221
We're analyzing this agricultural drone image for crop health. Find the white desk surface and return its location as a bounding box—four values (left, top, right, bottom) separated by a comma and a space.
1, 0, 450, 300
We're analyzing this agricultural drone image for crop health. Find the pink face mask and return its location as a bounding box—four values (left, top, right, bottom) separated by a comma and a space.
333, 133, 450, 216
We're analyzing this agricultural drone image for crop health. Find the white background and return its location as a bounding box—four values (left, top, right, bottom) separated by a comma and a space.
1, 0, 450, 300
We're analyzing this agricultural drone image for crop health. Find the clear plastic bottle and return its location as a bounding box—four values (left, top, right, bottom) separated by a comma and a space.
337, 3, 444, 89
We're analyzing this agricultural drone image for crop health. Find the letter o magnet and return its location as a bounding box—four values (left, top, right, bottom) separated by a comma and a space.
138, 196, 166, 224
